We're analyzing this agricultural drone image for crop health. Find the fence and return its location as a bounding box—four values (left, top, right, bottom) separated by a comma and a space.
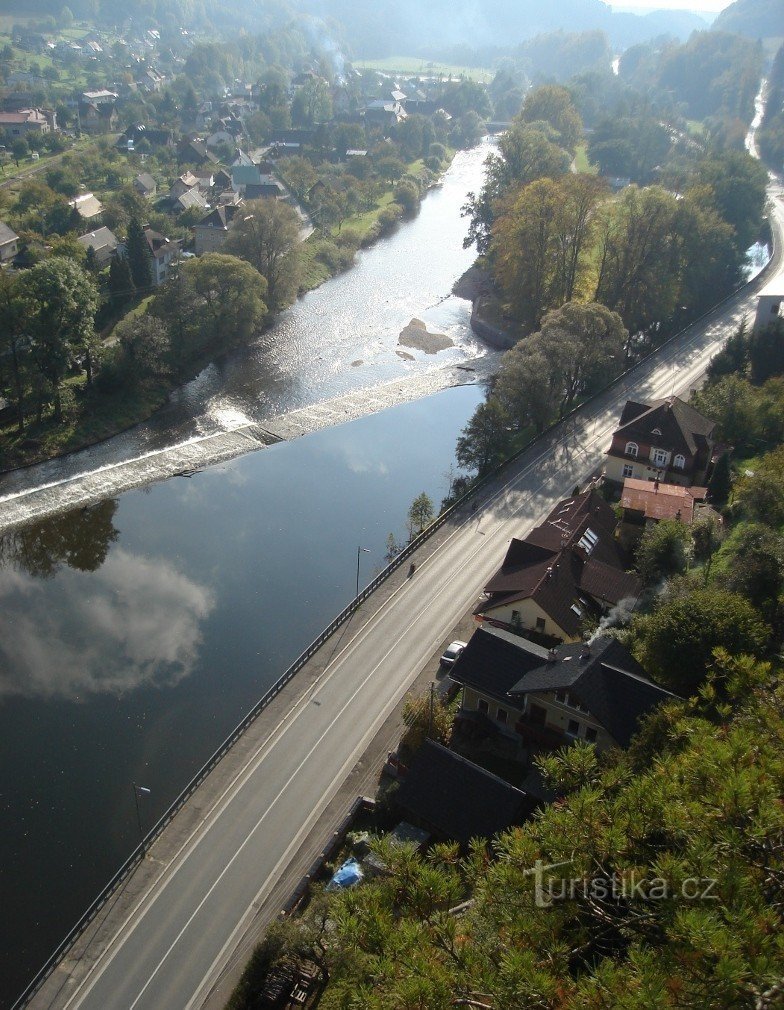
11, 203, 781, 1010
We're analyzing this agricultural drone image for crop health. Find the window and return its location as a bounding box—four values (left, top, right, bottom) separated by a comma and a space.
623, 463, 634, 478
652, 428, 662, 436
535, 617, 546, 632
477, 698, 489, 714
555, 690, 568, 704
653, 448, 668, 466
674, 454, 686, 469
577, 527, 599, 554
625, 442, 638, 458
567, 719, 580, 736
585, 727, 598, 743
496, 707, 508, 725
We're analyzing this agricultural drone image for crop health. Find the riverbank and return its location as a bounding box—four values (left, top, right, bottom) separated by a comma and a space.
0, 153, 456, 474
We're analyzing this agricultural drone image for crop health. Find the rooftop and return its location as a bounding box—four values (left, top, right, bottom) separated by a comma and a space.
621, 478, 708, 524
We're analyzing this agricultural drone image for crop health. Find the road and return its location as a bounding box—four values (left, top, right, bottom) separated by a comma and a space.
29, 178, 784, 1010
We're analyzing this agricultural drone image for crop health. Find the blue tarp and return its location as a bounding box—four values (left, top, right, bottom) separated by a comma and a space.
327, 858, 364, 890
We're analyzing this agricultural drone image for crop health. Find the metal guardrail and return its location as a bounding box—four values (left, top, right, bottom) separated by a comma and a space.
11, 200, 781, 1010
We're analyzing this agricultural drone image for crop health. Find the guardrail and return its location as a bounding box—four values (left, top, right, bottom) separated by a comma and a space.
11, 196, 781, 1010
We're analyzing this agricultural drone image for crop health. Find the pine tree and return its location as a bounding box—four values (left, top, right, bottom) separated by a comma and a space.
708, 451, 731, 508
109, 255, 135, 308
126, 217, 152, 291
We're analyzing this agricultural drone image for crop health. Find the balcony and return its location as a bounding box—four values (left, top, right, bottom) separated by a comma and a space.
514, 714, 568, 751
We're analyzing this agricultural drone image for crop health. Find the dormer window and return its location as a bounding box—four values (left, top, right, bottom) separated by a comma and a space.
653, 448, 668, 467
652, 428, 662, 436
625, 441, 638, 458
674, 454, 686, 469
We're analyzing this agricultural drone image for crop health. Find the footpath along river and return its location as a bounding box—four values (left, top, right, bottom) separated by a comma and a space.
0, 139, 493, 1009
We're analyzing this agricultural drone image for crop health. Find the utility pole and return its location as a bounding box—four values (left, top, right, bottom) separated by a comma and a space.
132, 782, 151, 854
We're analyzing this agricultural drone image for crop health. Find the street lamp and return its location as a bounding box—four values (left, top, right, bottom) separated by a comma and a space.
356, 546, 370, 597
132, 782, 151, 854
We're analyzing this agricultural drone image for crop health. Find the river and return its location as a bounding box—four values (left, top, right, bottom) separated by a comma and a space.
0, 141, 496, 531
0, 139, 493, 1009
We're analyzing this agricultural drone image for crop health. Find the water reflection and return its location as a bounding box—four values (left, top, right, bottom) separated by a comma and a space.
0, 500, 119, 577
0, 546, 214, 700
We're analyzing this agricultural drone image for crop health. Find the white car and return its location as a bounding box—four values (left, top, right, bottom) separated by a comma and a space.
440, 641, 467, 666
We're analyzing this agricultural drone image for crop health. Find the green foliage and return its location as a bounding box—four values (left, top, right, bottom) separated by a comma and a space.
224, 198, 301, 311
635, 519, 693, 586
710, 522, 784, 617
455, 399, 512, 476
749, 320, 784, 384
630, 587, 769, 693
407, 492, 435, 539
706, 451, 731, 509
126, 217, 152, 291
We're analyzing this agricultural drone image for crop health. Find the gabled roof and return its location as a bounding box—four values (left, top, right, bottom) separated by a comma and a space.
613, 397, 715, 456
0, 221, 19, 246
77, 226, 118, 252
69, 193, 103, 219
477, 489, 640, 635
396, 740, 535, 843
175, 189, 207, 211
509, 636, 676, 748
449, 625, 550, 704
134, 172, 156, 192
194, 204, 239, 229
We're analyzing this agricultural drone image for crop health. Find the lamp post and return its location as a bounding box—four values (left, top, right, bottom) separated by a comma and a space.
356, 546, 370, 597
132, 782, 151, 854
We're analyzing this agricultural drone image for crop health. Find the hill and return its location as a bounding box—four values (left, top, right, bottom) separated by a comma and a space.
713, 0, 784, 42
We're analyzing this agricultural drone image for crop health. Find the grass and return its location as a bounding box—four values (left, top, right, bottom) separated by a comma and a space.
353, 56, 493, 83
573, 143, 598, 175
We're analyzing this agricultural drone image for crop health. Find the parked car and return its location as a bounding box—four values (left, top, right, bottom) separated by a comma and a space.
440, 640, 466, 666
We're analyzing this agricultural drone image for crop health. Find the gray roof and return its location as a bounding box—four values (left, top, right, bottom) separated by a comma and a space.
396, 740, 536, 843
0, 220, 19, 246
76, 226, 118, 251
134, 172, 156, 192
510, 636, 676, 748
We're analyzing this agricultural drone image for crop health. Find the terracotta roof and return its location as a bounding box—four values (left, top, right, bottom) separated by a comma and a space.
613, 396, 715, 457
396, 740, 536, 843
621, 478, 707, 524
509, 637, 676, 748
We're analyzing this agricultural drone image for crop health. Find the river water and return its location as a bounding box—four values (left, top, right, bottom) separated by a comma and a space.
0, 141, 496, 529
0, 141, 493, 1008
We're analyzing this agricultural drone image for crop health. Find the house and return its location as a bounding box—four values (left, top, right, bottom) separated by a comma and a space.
133, 173, 157, 199
68, 193, 104, 225
244, 175, 286, 200
81, 89, 118, 105
193, 204, 241, 255
169, 172, 200, 201
395, 740, 536, 843
363, 99, 407, 128
77, 226, 120, 268
604, 396, 716, 487
116, 125, 175, 151
0, 108, 51, 136
0, 221, 19, 263
79, 100, 118, 134
178, 137, 217, 165
754, 278, 783, 333
450, 626, 674, 754
143, 226, 181, 286
619, 477, 714, 544
475, 489, 640, 644
173, 188, 208, 214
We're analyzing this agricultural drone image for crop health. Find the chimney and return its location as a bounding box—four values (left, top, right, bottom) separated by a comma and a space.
545, 566, 553, 580
580, 643, 591, 663
547, 648, 557, 664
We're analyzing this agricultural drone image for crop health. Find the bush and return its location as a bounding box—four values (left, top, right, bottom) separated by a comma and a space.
376, 203, 403, 236
314, 240, 355, 273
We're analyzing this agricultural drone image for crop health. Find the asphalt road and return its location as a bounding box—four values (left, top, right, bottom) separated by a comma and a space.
42, 179, 784, 1010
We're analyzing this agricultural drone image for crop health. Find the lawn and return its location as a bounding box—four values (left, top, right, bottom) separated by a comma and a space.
573, 143, 598, 175
353, 56, 493, 83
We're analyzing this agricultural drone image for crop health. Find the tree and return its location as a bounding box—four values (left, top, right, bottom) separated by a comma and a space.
631, 587, 769, 693
456, 399, 512, 476
151, 253, 267, 367
707, 320, 748, 382
635, 519, 693, 586
711, 523, 784, 617
18, 258, 99, 418
736, 471, 784, 528
0, 271, 28, 431
108, 254, 135, 308
126, 217, 152, 291
224, 199, 301, 311
11, 137, 29, 165
748, 319, 784, 384
407, 492, 434, 540
692, 375, 763, 450
519, 85, 583, 153
291, 78, 332, 127
115, 314, 171, 383
707, 451, 732, 508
